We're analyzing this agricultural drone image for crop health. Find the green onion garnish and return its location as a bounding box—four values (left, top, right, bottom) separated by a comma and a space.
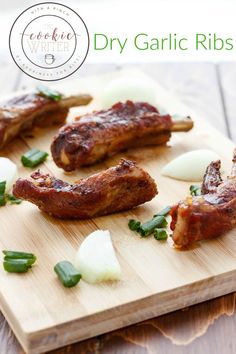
0, 183, 22, 206
54, 261, 81, 288
0, 181, 6, 194
4, 257, 35, 266
2, 250, 36, 273
154, 228, 168, 241
139, 215, 168, 237
128, 206, 170, 238
0, 181, 6, 206
154, 206, 171, 217
21, 148, 48, 168
0, 195, 6, 206
3, 259, 31, 273
37, 85, 63, 101
128, 219, 141, 231
190, 185, 201, 196
6, 194, 22, 205
3, 250, 36, 260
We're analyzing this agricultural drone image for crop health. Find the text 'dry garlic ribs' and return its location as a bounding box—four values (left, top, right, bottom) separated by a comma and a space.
51, 100, 193, 171
170, 149, 236, 247
13, 159, 157, 219
0, 91, 92, 149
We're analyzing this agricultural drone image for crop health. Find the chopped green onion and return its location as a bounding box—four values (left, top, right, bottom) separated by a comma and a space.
37, 85, 63, 101
3, 250, 36, 261
0, 195, 6, 206
190, 185, 201, 196
128, 219, 141, 231
139, 216, 168, 237
154, 228, 168, 241
6, 194, 22, 205
4, 256, 35, 266
154, 206, 171, 217
54, 261, 81, 288
0, 182, 22, 207
2, 250, 36, 273
3, 259, 31, 273
21, 148, 48, 168
0, 181, 6, 194
0, 181, 6, 206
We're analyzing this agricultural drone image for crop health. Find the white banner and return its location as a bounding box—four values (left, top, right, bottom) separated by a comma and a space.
1, 0, 236, 62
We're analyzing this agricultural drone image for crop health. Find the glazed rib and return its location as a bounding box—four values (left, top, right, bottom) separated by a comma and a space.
13, 159, 158, 219
51, 100, 193, 171
0, 91, 92, 149
170, 149, 236, 247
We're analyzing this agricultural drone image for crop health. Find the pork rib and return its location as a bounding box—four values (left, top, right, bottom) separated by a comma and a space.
51, 100, 193, 171
170, 149, 236, 247
13, 159, 158, 219
0, 91, 92, 149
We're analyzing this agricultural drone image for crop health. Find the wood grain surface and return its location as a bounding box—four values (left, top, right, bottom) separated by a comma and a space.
0, 62, 236, 354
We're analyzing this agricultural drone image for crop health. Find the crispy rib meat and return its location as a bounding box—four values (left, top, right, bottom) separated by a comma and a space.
51, 100, 193, 171
0, 91, 92, 149
13, 159, 158, 219
170, 149, 236, 247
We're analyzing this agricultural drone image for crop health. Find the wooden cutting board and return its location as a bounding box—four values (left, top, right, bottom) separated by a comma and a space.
0, 69, 236, 354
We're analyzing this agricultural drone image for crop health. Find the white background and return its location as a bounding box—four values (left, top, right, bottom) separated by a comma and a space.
1, 0, 236, 63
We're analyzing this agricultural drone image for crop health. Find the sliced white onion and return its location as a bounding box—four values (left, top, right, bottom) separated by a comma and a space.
101, 77, 157, 108
74, 230, 121, 284
161, 149, 221, 182
0, 157, 18, 192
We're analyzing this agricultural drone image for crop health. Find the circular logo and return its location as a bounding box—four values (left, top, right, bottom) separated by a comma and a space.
9, 2, 89, 81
